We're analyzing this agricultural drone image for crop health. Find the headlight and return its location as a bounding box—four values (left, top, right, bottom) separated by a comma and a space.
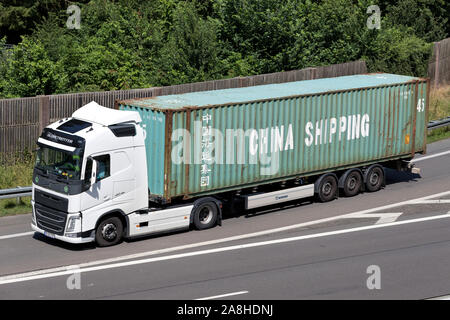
66, 214, 81, 233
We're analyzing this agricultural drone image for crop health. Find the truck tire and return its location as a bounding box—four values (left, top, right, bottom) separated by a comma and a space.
95, 216, 123, 247
340, 170, 362, 197
365, 165, 384, 192
315, 174, 338, 203
192, 199, 219, 230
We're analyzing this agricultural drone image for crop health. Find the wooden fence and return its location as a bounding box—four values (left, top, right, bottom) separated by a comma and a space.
428, 37, 450, 88
0, 60, 367, 162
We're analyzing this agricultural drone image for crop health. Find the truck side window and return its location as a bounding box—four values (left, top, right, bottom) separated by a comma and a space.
94, 154, 110, 181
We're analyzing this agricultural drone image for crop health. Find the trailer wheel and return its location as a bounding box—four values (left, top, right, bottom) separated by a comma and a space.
95, 216, 123, 247
365, 165, 384, 192
316, 174, 338, 203
192, 199, 219, 230
341, 170, 362, 197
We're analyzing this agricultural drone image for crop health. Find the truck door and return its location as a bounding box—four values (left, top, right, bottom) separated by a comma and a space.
81, 154, 113, 211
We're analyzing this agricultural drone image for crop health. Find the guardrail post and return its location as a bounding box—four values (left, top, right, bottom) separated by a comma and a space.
38, 95, 50, 134
16, 186, 21, 204
16, 196, 20, 204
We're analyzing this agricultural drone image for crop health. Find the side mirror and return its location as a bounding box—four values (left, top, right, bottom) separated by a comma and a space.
90, 158, 98, 186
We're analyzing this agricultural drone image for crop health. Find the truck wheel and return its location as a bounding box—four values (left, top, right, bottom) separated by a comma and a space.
316, 174, 338, 203
341, 170, 362, 197
95, 216, 123, 247
365, 165, 384, 192
192, 199, 218, 230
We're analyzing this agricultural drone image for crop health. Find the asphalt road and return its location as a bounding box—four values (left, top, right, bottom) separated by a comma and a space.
0, 138, 449, 300
3, 215, 450, 300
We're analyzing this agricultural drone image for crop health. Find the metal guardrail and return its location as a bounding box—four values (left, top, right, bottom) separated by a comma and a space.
427, 117, 450, 132
0, 186, 32, 200
0, 118, 448, 200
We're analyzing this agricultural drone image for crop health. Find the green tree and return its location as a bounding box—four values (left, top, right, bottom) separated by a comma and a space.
0, 0, 89, 44
364, 27, 433, 76
156, 1, 222, 85
380, 0, 449, 42
214, 0, 300, 74
286, 0, 368, 70
0, 0, 448, 98
1, 37, 65, 97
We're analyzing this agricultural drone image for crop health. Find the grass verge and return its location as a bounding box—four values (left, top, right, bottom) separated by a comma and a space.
429, 85, 450, 120
0, 155, 34, 217
427, 85, 450, 144
0, 197, 32, 217
427, 126, 450, 144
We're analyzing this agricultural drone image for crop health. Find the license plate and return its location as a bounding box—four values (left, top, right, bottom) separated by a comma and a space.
44, 231, 56, 239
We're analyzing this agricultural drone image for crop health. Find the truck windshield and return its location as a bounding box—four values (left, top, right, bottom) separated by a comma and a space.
35, 146, 82, 180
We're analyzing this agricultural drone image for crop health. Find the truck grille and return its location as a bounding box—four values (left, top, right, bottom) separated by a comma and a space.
34, 189, 68, 212
35, 203, 67, 235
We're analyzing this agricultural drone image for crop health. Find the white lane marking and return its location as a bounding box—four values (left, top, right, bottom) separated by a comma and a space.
426, 294, 450, 300
408, 200, 450, 204
343, 212, 403, 224
0, 231, 34, 240
196, 291, 249, 300
1, 190, 450, 282
411, 150, 450, 163
336, 190, 450, 218
1, 213, 450, 286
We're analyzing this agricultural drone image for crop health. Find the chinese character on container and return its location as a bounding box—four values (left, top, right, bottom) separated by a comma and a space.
200, 113, 212, 187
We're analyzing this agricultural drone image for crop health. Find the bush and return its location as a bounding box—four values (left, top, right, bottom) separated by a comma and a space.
364, 27, 433, 77
155, 1, 222, 85
1, 37, 66, 97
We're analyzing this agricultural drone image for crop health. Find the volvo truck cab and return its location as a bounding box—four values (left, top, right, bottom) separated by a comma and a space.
31, 101, 150, 245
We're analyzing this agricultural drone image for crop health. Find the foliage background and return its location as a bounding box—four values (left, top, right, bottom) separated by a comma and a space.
0, 0, 449, 98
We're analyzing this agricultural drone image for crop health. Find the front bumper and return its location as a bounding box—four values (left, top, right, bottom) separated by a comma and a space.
31, 223, 95, 244
31, 200, 95, 244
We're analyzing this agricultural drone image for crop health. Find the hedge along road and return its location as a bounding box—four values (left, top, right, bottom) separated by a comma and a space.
0, 138, 449, 278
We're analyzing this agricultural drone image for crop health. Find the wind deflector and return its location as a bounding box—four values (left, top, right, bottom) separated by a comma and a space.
108, 123, 136, 137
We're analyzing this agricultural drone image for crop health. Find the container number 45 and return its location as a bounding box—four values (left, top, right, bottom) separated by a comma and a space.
417, 98, 425, 112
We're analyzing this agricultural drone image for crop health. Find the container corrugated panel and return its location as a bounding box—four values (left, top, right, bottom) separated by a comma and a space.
120, 105, 167, 197
119, 73, 428, 202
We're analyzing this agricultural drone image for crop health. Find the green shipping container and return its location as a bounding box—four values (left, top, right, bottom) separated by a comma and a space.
119, 73, 429, 203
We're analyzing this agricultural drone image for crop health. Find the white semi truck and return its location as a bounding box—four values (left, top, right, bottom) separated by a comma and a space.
31, 74, 427, 246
